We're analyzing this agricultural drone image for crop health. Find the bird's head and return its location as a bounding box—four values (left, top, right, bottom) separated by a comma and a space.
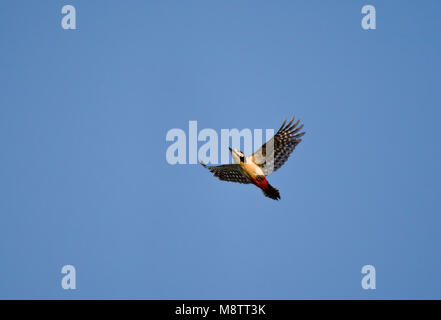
229, 147, 245, 164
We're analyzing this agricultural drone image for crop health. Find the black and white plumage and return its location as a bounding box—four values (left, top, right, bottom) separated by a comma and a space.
252, 117, 305, 175
201, 117, 305, 200
200, 163, 251, 184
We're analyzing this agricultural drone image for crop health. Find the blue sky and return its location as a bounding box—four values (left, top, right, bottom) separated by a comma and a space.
1, 0, 440, 299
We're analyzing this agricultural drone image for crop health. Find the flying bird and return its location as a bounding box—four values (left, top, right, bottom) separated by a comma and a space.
201, 117, 305, 200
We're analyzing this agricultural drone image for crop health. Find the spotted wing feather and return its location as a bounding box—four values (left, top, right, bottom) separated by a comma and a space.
200, 162, 251, 184
252, 117, 305, 175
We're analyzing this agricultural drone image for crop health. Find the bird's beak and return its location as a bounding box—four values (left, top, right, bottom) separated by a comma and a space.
228, 147, 232, 153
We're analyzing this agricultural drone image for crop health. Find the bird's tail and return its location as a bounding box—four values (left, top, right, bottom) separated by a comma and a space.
262, 183, 281, 200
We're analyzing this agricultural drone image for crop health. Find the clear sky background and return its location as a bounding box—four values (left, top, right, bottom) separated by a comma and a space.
1, 1, 440, 299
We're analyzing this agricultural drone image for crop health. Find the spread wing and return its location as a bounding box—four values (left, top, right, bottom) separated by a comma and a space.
200, 162, 251, 184
252, 117, 305, 175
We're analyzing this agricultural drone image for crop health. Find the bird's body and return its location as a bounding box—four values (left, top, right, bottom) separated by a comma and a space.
236, 156, 281, 199
239, 160, 265, 180
201, 117, 305, 200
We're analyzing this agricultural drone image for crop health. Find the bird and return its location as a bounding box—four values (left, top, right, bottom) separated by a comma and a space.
201, 117, 305, 200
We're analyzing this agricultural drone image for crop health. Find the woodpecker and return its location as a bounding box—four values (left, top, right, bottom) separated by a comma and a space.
201, 117, 305, 200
